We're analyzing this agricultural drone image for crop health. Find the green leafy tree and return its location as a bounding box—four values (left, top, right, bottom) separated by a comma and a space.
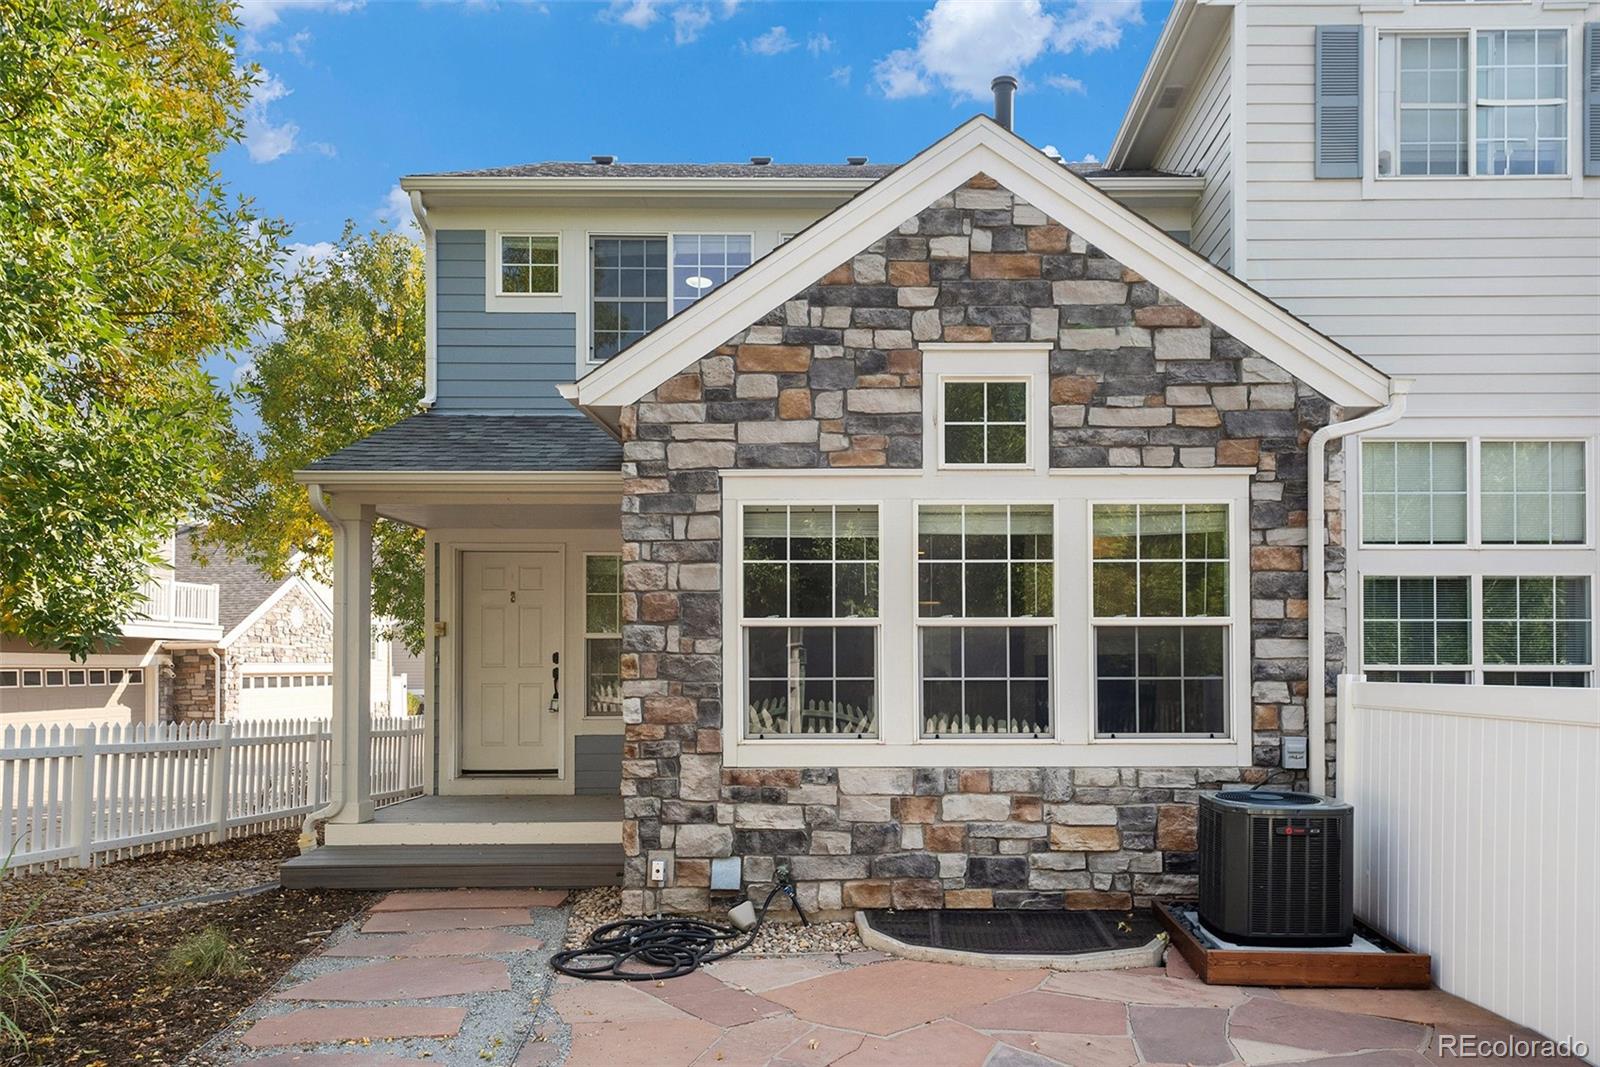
0, 0, 285, 657
205, 225, 428, 653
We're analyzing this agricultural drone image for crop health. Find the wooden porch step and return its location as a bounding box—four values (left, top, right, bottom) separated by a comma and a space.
279, 843, 625, 890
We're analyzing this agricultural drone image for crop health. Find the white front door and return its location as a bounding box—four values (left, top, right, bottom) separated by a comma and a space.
460, 550, 564, 774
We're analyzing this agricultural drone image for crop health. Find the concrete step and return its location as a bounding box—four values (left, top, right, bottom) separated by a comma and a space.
279, 843, 625, 890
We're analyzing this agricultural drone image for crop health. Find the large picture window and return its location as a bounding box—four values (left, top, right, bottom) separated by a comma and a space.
741, 505, 878, 738
917, 504, 1053, 738
1092, 503, 1230, 737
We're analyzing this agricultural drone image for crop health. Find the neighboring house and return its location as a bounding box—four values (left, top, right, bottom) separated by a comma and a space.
0, 527, 404, 726
1, 530, 223, 727
281, 0, 1597, 913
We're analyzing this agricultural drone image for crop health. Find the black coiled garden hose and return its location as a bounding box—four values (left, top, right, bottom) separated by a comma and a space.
551, 877, 809, 981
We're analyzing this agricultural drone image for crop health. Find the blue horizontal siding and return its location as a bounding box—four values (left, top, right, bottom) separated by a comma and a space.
433, 229, 578, 413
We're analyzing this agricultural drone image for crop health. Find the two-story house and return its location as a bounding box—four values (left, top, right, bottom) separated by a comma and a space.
281, 0, 1597, 914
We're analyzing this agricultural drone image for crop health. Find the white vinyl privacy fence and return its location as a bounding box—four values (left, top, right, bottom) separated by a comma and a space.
0, 716, 425, 873
1338, 676, 1598, 1057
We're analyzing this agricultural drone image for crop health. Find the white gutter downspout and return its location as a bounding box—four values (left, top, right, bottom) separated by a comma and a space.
1308, 378, 1411, 795
300, 483, 344, 849
208, 649, 223, 722
410, 190, 438, 410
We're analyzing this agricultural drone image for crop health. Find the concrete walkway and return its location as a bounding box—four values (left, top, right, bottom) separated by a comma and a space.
210, 892, 1587, 1067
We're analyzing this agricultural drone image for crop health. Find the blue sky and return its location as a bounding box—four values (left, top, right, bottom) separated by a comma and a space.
227, 0, 1167, 253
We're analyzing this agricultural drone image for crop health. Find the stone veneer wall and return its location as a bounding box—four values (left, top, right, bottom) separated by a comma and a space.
619, 175, 1354, 915
165, 585, 337, 721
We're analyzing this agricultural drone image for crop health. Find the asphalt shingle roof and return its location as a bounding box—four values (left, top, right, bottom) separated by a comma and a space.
413, 160, 1180, 181
173, 528, 288, 635
302, 414, 623, 474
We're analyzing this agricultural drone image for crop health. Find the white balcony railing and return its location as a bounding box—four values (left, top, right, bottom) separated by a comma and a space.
134, 577, 221, 627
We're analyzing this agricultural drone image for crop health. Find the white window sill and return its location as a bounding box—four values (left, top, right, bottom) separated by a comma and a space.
723, 736, 1253, 769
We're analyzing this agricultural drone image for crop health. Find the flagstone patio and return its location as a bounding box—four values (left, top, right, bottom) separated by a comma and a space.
207, 890, 1589, 1067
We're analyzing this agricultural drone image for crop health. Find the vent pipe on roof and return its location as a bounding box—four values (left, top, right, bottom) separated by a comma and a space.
846, 156, 868, 166
992, 75, 1018, 131
750, 156, 772, 165
592, 154, 615, 165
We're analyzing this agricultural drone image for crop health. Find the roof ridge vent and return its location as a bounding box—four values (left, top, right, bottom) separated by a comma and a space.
846, 155, 868, 166
750, 155, 772, 165
591, 154, 616, 165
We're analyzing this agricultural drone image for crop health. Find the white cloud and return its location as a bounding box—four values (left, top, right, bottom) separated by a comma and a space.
830, 65, 852, 88
376, 184, 421, 237
1047, 73, 1086, 95
234, 0, 362, 50
243, 70, 300, 162
745, 25, 796, 56
672, 4, 712, 44
283, 240, 339, 276
604, 0, 662, 29
1079, 152, 1100, 163
873, 0, 1142, 102
807, 32, 833, 56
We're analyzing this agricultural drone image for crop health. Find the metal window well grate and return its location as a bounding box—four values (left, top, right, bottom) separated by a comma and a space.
863, 908, 1162, 956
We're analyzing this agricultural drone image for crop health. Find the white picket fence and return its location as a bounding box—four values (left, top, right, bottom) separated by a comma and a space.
1338, 676, 1599, 1058
0, 716, 426, 873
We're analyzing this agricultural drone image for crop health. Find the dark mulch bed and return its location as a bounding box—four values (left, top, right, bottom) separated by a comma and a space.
2, 830, 302, 928
5, 886, 375, 1066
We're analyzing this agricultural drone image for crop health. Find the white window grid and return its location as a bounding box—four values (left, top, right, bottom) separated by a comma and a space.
1481, 574, 1592, 682
2, 667, 143, 688
242, 673, 332, 689
937, 377, 1032, 469
1360, 575, 1474, 675
1360, 439, 1469, 545
1089, 501, 1234, 739
1376, 25, 1571, 179
1392, 34, 1469, 176
1480, 440, 1586, 545
670, 233, 753, 315
914, 503, 1055, 739
496, 233, 560, 296
1358, 437, 1591, 551
1355, 572, 1595, 685
1474, 28, 1567, 176
737, 504, 881, 740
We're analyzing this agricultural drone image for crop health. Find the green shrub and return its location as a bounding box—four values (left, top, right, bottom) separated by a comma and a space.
160, 926, 250, 984
0, 860, 58, 1047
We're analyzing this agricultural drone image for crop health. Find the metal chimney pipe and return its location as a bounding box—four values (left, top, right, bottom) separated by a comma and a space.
992, 75, 1018, 130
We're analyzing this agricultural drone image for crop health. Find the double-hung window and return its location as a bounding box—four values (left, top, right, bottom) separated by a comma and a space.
917, 504, 1053, 738
1377, 28, 1570, 178
1360, 441, 1467, 544
741, 505, 879, 738
1482, 576, 1592, 686
1481, 441, 1585, 544
1092, 503, 1230, 737
584, 555, 622, 717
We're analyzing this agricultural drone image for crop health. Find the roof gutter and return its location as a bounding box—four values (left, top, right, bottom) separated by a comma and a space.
1307, 378, 1411, 796
410, 191, 437, 410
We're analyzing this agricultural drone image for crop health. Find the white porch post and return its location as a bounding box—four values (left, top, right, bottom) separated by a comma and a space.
329, 499, 376, 824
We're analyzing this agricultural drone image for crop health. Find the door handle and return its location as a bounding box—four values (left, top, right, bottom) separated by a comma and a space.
548, 662, 560, 713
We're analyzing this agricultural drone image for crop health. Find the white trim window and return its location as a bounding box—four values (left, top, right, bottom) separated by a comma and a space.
1092, 503, 1231, 737
939, 379, 1030, 468
591, 236, 667, 361
916, 504, 1053, 738
740, 504, 879, 738
584, 554, 623, 718
671, 234, 752, 315
1362, 576, 1472, 683
497, 234, 559, 295
1361, 440, 1468, 544
1481, 441, 1585, 545
1482, 575, 1592, 686
1377, 27, 1569, 179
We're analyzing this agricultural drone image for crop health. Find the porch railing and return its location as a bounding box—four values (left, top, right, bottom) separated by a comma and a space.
0, 715, 425, 873
133, 577, 221, 627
